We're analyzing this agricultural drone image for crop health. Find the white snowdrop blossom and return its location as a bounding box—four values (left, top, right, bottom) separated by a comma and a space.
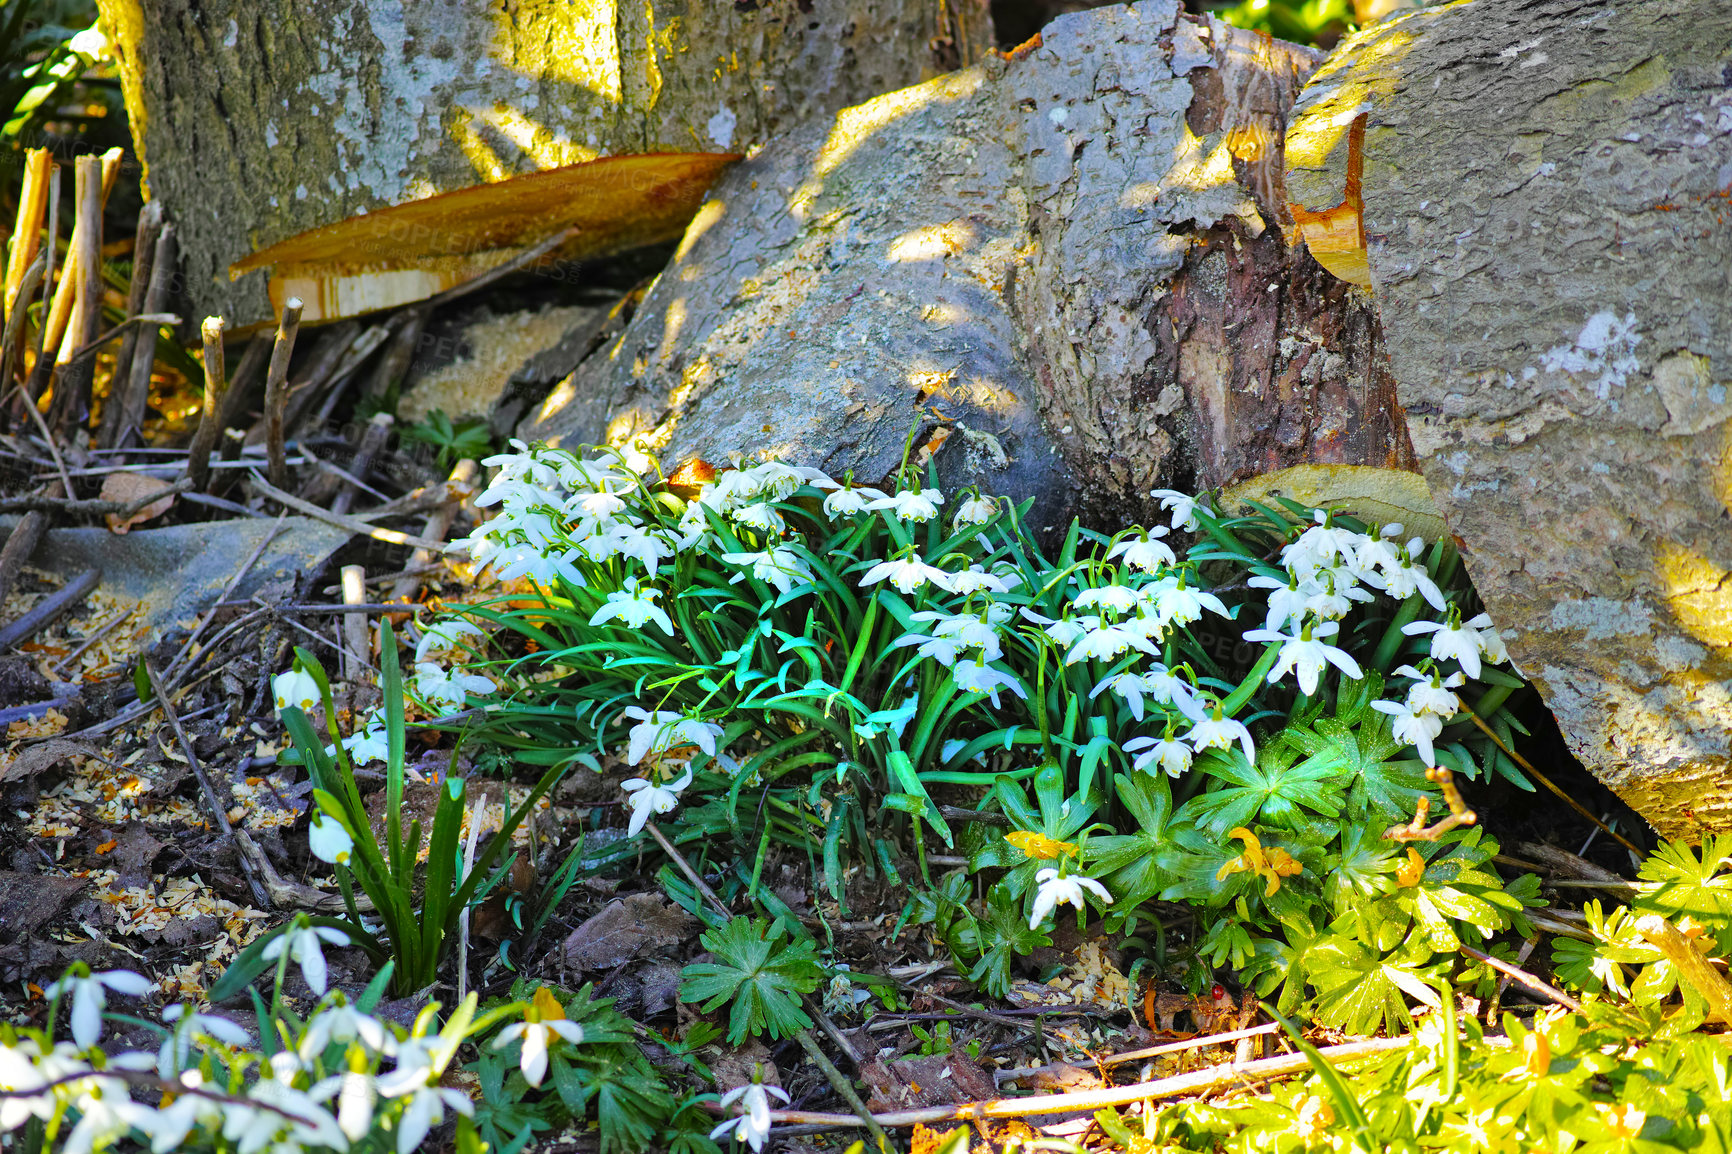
1028, 868, 1114, 930
621, 766, 694, 836
413, 619, 485, 665
1242, 619, 1364, 697
414, 662, 496, 708
383, 1082, 472, 1154
1144, 665, 1206, 721
1107, 527, 1176, 573
951, 659, 1027, 707
588, 576, 675, 635
1073, 584, 1142, 614
1150, 489, 1201, 532
620, 707, 725, 766
1022, 607, 1093, 648
308, 814, 355, 866
1143, 576, 1230, 629
1187, 709, 1256, 761
741, 460, 834, 501
952, 493, 999, 528
1396, 665, 1466, 718
861, 553, 953, 595
298, 1000, 393, 1060
44, 969, 153, 1049
272, 667, 320, 715
730, 501, 786, 534
866, 488, 944, 522
1122, 734, 1194, 778
1404, 612, 1500, 680
492, 1015, 585, 1087
139, 1071, 224, 1152
342, 710, 390, 764
1373, 700, 1446, 767
1065, 624, 1159, 665
261, 924, 350, 996
710, 1083, 790, 1153
158, 1005, 249, 1075
1375, 547, 1446, 611
947, 565, 1012, 594
722, 546, 815, 596
822, 485, 885, 518
1246, 574, 1311, 633
1090, 672, 1160, 721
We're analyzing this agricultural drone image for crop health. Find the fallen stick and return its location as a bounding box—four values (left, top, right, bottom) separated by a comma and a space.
1458, 943, 1582, 1013
0, 697, 81, 727
0, 567, 101, 651
112, 224, 177, 450
100, 199, 164, 445
0, 476, 193, 516
1099, 1022, 1282, 1068
161, 514, 287, 683
0, 250, 46, 388
389, 458, 477, 603
247, 475, 452, 552
328, 412, 393, 518
186, 317, 228, 491
234, 827, 372, 915
743, 1037, 1412, 1131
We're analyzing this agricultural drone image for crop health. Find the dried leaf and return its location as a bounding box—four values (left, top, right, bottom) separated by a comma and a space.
100, 472, 176, 533
0, 737, 102, 784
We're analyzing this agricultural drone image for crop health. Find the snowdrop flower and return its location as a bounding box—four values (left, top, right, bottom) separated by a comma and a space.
308, 814, 355, 866
621, 766, 694, 836
1373, 700, 1445, 766
951, 659, 1027, 707
1090, 672, 1158, 721
1396, 665, 1465, 718
1300, 572, 1374, 621
272, 666, 320, 715
139, 1070, 224, 1152
414, 661, 496, 708
61, 1072, 149, 1154
45, 969, 153, 1049
743, 460, 833, 501
730, 501, 786, 534
867, 487, 944, 522
861, 552, 953, 595
1065, 624, 1159, 665
159, 1004, 249, 1075
947, 565, 1012, 594
492, 540, 588, 590
1404, 611, 1499, 679
1028, 868, 1114, 930
385, 1082, 473, 1154
893, 631, 967, 667
952, 493, 999, 528
1143, 575, 1230, 629
1021, 607, 1092, 648
1073, 584, 1141, 614
1348, 526, 1403, 579
492, 988, 586, 1087
335, 1070, 376, 1143
710, 1082, 790, 1153
1150, 489, 1201, 532
822, 485, 885, 518
1376, 548, 1447, 611
1106, 527, 1175, 573
1122, 734, 1193, 778
415, 618, 485, 664
1242, 619, 1364, 697
1143, 665, 1205, 721
1246, 573, 1310, 632
1479, 625, 1511, 665
299, 999, 394, 1060
1187, 707, 1256, 761
911, 606, 1010, 657
620, 707, 725, 766
722, 546, 815, 597
261, 923, 350, 996
589, 576, 675, 635
342, 710, 390, 765
567, 486, 629, 521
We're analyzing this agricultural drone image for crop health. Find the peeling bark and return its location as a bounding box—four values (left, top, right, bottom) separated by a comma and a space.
95, 0, 993, 327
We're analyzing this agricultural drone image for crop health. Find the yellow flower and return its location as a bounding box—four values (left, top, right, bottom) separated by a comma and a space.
530, 986, 567, 1022
1005, 831, 1079, 860
1519, 1029, 1550, 1080
1598, 1102, 1646, 1139
1294, 1094, 1335, 1141
1216, 827, 1303, 897
1396, 846, 1425, 888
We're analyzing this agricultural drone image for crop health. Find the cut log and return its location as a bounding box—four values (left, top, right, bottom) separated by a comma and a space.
1285, 0, 1732, 837
523, 3, 1416, 529
95, 0, 993, 328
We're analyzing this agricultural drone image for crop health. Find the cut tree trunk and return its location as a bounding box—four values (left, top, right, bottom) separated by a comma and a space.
95, 0, 993, 328
522, 2, 1415, 531
1285, 0, 1732, 838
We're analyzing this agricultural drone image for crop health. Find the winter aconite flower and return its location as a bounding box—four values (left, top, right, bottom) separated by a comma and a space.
710, 1082, 790, 1153
261, 923, 350, 996
44, 969, 153, 1049
1028, 868, 1114, 929
1215, 827, 1302, 897
1004, 831, 1079, 860
492, 988, 585, 1087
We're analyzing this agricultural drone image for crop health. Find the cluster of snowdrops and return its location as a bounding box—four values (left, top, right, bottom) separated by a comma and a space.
7, 438, 1547, 1154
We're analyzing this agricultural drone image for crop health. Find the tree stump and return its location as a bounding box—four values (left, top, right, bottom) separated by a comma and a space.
1286, 0, 1732, 837
523, 2, 1416, 529
95, 0, 993, 327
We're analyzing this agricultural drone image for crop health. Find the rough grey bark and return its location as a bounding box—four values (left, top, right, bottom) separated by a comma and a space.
1287, 0, 1732, 837
95, 0, 993, 328
523, 1, 1415, 529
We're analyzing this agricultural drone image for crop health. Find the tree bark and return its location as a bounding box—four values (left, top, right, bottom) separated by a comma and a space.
95, 0, 993, 328
1285, 0, 1732, 838
522, 4, 1414, 530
